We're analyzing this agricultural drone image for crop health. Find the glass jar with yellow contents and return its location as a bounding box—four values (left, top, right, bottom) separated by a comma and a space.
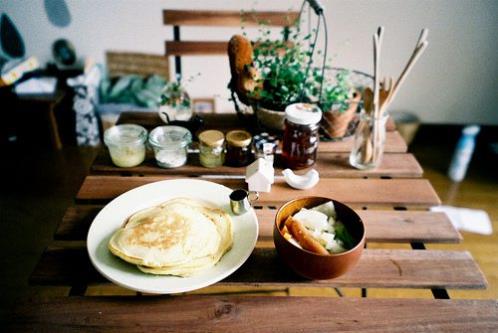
104, 124, 147, 168
225, 130, 253, 167
198, 130, 225, 168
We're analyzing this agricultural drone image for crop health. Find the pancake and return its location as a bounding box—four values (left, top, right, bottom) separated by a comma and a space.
108, 198, 233, 277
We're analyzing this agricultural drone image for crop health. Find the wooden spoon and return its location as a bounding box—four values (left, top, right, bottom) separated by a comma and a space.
379, 76, 394, 115
362, 87, 374, 114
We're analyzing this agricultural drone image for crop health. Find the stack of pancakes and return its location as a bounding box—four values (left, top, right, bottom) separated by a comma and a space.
108, 198, 233, 277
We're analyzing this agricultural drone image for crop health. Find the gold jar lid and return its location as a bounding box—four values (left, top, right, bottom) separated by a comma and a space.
226, 130, 252, 147
198, 130, 225, 147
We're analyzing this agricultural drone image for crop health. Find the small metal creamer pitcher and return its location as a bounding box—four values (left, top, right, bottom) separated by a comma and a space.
229, 189, 259, 215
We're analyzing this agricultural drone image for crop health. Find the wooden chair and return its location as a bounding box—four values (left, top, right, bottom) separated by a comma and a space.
163, 10, 299, 77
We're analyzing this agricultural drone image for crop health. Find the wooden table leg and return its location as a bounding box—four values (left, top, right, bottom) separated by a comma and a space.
47, 104, 63, 150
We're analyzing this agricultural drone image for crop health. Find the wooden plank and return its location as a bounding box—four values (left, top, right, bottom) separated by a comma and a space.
357, 210, 462, 243
166, 41, 227, 56
30, 247, 486, 290
9, 296, 498, 332
319, 131, 407, 153
118, 112, 244, 129
76, 176, 441, 207
56, 206, 461, 244
163, 10, 299, 27
55, 205, 103, 240
116, 111, 397, 131
92, 152, 422, 178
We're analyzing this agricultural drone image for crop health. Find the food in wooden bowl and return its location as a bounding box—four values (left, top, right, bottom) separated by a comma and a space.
273, 197, 365, 280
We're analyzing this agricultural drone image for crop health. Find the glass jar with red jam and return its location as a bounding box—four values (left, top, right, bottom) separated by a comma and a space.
281, 103, 322, 170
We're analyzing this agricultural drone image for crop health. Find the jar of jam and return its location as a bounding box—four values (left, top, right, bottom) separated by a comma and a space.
198, 130, 225, 168
281, 103, 322, 170
225, 130, 253, 167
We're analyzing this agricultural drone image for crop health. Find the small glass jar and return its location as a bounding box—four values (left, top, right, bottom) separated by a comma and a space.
253, 133, 278, 165
198, 130, 225, 168
281, 103, 322, 170
104, 124, 147, 168
148, 126, 192, 168
225, 130, 253, 167
349, 111, 389, 170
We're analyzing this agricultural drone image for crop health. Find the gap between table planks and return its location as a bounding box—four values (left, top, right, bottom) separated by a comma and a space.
76, 176, 441, 207
55, 205, 461, 243
92, 152, 423, 178
8, 296, 498, 333
30, 246, 486, 290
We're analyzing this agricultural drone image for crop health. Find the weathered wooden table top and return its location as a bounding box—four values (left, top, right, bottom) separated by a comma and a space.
8, 112, 497, 332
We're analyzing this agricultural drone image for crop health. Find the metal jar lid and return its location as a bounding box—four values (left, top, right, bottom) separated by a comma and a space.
198, 130, 225, 147
253, 132, 278, 151
285, 103, 322, 126
148, 126, 192, 149
104, 124, 148, 146
226, 130, 252, 148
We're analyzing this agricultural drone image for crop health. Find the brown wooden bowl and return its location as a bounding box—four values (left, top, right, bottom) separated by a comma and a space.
273, 197, 365, 280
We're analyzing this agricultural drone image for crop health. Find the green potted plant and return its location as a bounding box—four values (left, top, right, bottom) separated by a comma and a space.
158, 75, 198, 123
228, 23, 314, 130
318, 69, 361, 139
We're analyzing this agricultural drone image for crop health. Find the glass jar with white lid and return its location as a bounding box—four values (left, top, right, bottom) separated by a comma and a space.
104, 124, 148, 168
148, 126, 192, 168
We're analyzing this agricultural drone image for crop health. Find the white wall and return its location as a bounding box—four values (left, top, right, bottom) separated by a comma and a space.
2, 0, 498, 124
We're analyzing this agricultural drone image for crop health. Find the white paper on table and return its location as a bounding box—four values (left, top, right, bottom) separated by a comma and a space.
430, 205, 493, 235
15, 77, 57, 94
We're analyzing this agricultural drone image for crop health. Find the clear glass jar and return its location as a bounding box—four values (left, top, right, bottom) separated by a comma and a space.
225, 130, 253, 167
198, 130, 225, 168
349, 111, 389, 170
281, 103, 322, 170
104, 124, 147, 168
148, 126, 192, 168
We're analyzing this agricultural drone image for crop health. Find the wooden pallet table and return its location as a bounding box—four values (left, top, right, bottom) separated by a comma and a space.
8, 112, 497, 332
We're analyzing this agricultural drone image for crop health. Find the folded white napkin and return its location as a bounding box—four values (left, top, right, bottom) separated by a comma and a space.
430, 205, 493, 235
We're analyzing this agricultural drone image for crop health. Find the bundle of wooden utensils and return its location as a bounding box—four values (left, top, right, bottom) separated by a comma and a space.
352, 26, 429, 167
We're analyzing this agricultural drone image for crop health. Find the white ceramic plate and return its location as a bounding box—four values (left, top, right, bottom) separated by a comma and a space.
87, 179, 258, 294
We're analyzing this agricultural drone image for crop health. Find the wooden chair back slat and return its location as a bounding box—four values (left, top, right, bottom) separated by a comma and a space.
163, 10, 299, 27
166, 41, 227, 56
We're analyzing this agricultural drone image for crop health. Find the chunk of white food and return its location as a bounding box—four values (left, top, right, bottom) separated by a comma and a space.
328, 216, 336, 226
294, 208, 332, 232
329, 238, 346, 253
311, 201, 337, 219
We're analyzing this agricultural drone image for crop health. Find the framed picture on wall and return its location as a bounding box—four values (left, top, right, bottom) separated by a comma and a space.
193, 98, 216, 114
